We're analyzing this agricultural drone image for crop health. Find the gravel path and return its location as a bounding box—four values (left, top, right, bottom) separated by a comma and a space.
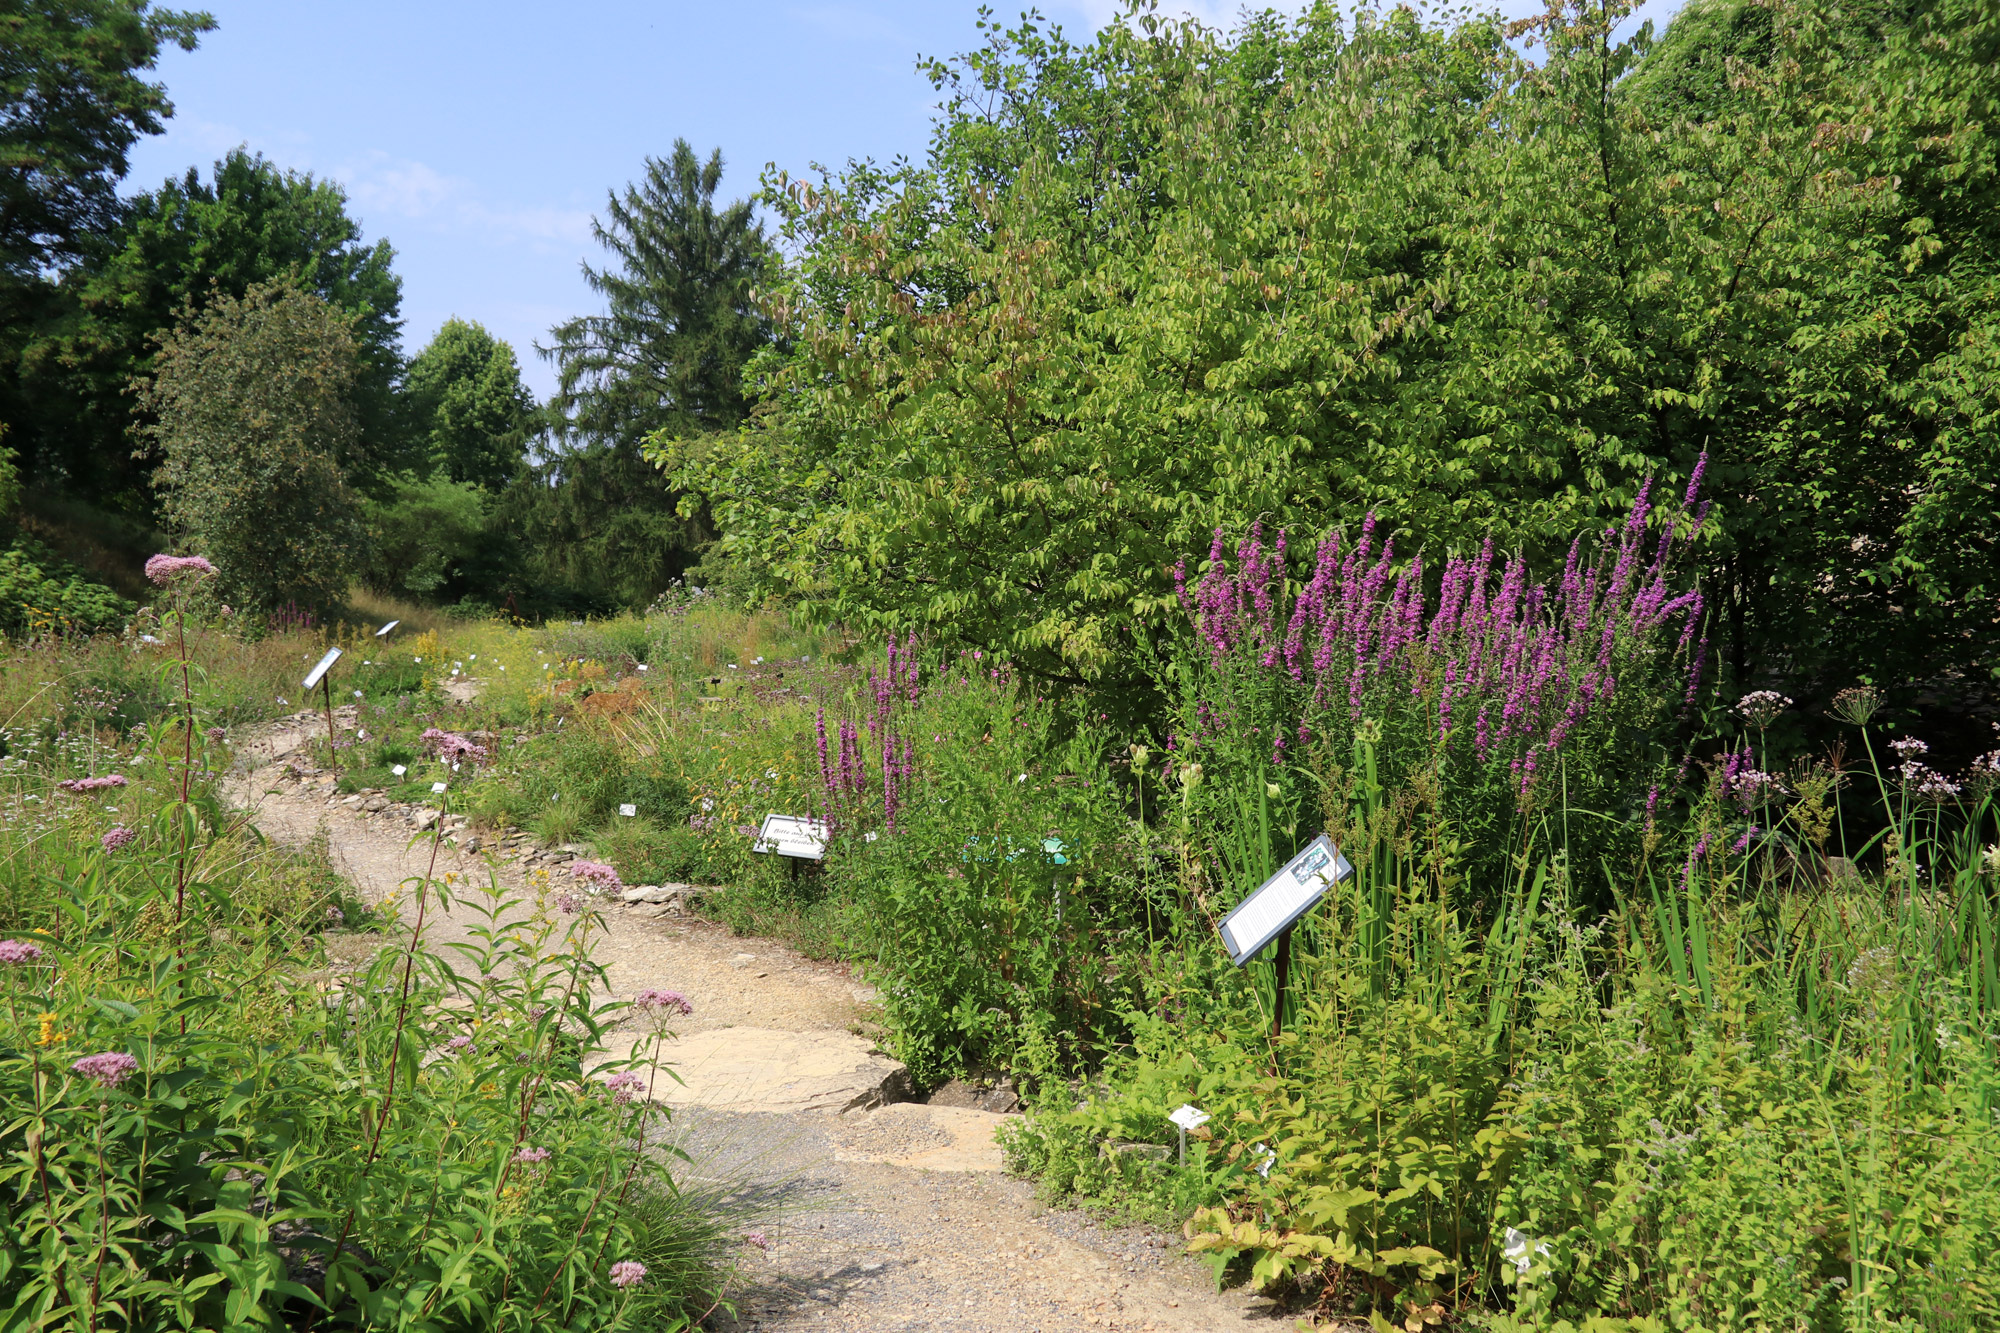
225, 710, 1290, 1331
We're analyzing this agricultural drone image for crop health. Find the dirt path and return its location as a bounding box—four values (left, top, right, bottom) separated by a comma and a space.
226, 710, 1286, 1332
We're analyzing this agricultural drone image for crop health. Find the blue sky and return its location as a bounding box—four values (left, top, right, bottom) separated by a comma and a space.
125, 1, 1672, 399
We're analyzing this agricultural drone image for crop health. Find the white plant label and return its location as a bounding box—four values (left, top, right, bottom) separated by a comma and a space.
1169, 1105, 1210, 1131
619, 804, 637, 817
1217, 834, 1354, 966
391, 764, 407, 777
431, 782, 447, 794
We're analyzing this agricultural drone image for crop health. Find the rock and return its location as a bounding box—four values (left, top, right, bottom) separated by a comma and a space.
836, 1104, 1008, 1171
727, 953, 757, 969
340, 794, 363, 807
412, 809, 440, 831
595, 1028, 912, 1115
980, 1085, 1022, 1114
460, 835, 482, 854
620, 884, 685, 905
1102, 1140, 1172, 1164
363, 796, 389, 812
557, 842, 590, 856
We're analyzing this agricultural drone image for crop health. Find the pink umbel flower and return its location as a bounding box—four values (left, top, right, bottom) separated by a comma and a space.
0, 939, 44, 964
145, 553, 216, 586
100, 827, 137, 852
419, 728, 487, 763
555, 892, 583, 915
603, 1070, 646, 1105
635, 988, 693, 1016
744, 1231, 769, 1250
609, 1260, 647, 1288
70, 1051, 139, 1089
569, 860, 621, 888
446, 1035, 473, 1052
513, 1145, 551, 1164
58, 775, 128, 793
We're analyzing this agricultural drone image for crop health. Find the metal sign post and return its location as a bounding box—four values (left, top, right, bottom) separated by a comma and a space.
303, 647, 343, 769
1217, 833, 1353, 1043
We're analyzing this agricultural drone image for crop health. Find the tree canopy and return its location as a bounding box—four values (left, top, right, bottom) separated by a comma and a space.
404, 317, 534, 490
670, 0, 2000, 708
136, 279, 365, 610
5, 148, 406, 505
0, 0, 213, 278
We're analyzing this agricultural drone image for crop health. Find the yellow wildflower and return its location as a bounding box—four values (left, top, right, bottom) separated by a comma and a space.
35, 1012, 66, 1047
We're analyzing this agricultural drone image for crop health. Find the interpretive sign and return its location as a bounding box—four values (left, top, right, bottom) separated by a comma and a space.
374, 620, 400, 638
752, 813, 829, 860
302, 647, 343, 691
1218, 834, 1353, 966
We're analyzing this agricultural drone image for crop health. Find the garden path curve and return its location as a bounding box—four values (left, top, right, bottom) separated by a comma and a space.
223, 709, 1288, 1332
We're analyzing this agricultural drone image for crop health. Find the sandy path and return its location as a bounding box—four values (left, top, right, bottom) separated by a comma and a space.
225, 710, 1286, 1331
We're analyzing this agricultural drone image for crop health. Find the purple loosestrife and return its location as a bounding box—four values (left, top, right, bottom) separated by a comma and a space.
1180, 483, 1705, 799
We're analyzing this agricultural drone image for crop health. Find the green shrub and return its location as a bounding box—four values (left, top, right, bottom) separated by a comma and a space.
0, 538, 132, 636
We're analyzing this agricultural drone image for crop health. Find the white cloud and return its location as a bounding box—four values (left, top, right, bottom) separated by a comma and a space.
330, 151, 595, 251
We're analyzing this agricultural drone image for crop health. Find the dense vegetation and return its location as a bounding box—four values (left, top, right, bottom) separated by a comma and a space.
4, 0, 2000, 1328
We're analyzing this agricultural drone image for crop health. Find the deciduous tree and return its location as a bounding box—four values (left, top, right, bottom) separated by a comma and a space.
135, 279, 365, 609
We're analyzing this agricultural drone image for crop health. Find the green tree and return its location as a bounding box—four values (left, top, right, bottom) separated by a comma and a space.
403, 317, 533, 490
0, 0, 214, 278
7, 148, 406, 505
134, 279, 365, 609
674, 1, 2000, 709
536, 140, 772, 604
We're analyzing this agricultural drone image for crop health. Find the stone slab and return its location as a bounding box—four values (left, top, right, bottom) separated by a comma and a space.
600, 1026, 910, 1115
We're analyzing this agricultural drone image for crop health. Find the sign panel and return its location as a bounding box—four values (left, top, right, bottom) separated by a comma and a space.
302, 647, 343, 691
374, 620, 400, 638
1218, 833, 1353, 966
752, 813, 829, 860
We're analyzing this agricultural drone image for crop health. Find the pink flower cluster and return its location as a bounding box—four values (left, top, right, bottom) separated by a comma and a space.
635, 988, 693, 1016
70, 1051, 139, 1089
58, 775, 128, 793
609, 1259, 648, 1288
0, 939, 44, 964
603, 1071, 646, 1105
144, 553, 215, 586
569, 860, 621, 888
419, 728, 487, 763
100, 827, 137, 853
513, 1145, 551, 1164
